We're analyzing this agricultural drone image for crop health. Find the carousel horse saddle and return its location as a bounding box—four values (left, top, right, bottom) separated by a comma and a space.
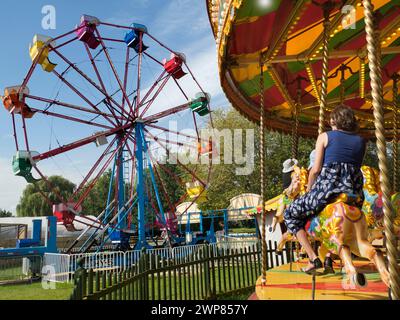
312, 193, 364, 228
333, 193, 362, 207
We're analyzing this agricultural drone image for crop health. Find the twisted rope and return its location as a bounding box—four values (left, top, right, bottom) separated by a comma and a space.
319, 18, 330, 134
260, 61, 267, 284
363, 0, 400, 299
291, 104, 299, 159
292, 83, 301, 160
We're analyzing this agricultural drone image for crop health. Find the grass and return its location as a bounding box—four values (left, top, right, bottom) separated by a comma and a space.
228, 228, 257, 234
0, 282, 74, 300
0, 263, 258, 300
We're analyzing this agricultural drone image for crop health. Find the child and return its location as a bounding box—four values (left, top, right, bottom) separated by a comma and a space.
284, 105, 366, 274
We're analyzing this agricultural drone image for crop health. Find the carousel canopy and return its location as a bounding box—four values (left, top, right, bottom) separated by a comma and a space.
207, 0, 400, 138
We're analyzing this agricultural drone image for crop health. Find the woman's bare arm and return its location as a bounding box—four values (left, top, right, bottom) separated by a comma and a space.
307, 133, 327, 191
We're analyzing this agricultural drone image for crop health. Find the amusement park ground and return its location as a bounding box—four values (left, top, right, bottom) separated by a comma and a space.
0, 282, 252, 300
0, 282, 74, 300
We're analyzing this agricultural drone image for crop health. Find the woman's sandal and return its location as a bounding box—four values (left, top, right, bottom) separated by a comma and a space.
301, 257, 323, 275
323, 256, 335, 274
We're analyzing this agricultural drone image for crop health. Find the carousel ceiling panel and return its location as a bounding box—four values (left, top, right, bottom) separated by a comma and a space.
207, 0, 400, 138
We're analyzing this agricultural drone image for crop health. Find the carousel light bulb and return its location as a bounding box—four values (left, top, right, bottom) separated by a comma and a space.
257, 0, 273, 9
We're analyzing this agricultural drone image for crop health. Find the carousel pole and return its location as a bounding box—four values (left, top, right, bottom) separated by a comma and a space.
363, 0, 400, 299
291, 80, 301, 159
318, 4, 331, 134
260, 59, 267, 284
392, 74, 399, 192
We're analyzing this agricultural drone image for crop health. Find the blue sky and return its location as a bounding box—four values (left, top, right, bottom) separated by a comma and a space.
0, 0, 229, 213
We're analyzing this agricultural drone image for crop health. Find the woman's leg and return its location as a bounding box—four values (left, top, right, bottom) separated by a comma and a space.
296, 229, 317, 261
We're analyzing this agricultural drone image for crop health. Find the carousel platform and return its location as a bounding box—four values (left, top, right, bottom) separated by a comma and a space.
249, 259, 388, 300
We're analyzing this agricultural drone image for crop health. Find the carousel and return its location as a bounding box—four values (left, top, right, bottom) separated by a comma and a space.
207, 0, 400, 300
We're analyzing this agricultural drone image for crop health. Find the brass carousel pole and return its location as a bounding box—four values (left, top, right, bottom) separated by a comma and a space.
392, 74, 399, 192
291, 79, 302, 160
363, 0, 400, 299
260, 59, 267, 284
318, 4, 331, 134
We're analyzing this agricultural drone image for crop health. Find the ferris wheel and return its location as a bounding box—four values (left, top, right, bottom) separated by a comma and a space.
2, 15, 213, 251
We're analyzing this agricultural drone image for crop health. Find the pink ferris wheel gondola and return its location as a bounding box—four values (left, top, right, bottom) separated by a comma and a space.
3, 14, 213, 252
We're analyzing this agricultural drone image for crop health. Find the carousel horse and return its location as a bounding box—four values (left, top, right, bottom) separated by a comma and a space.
249, 165, 390, 287
361, 166, 400, 242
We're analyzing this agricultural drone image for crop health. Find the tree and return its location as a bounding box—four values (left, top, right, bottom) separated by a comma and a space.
0, 209, 12, 218
81, 170, 113, 216
16, 176, 76, 217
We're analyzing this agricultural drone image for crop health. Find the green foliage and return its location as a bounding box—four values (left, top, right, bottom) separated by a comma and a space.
154, 159, 185, 212
16, 176, 75, 217
80, 170, 113, 216
0, 209, 12, 218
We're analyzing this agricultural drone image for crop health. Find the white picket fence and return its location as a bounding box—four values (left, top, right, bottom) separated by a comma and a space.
43, 240, 260, 283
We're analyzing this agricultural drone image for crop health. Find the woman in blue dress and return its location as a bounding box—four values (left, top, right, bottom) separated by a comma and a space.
284, 105, 366, 274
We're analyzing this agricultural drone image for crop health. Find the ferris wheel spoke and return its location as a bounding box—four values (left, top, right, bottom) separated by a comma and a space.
133, 32, 144, 118
156, 161, 183, 186
51, 48, 130, 123
145, 129, 206, 187
142, 101, 191, 123
25, 94, 124, 123
11, 113, 19, 151
146, 135, 196, 150
139, 74, 171, 118
83, 44, 123, 125
148, 152, 175, 213
30, 107, 113, 130
137, 70, 167, 113
32, 165, 68, 204
73, 126, 135, 210
72, 134, 119, 199
146, 123, 209, 144
52, 69, 119, 127
32, 123, 131, 162
94, 29, 134, 115
122, 47, 130, 112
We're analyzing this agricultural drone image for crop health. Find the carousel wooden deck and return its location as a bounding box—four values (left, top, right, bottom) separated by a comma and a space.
249, 259, 388, 300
